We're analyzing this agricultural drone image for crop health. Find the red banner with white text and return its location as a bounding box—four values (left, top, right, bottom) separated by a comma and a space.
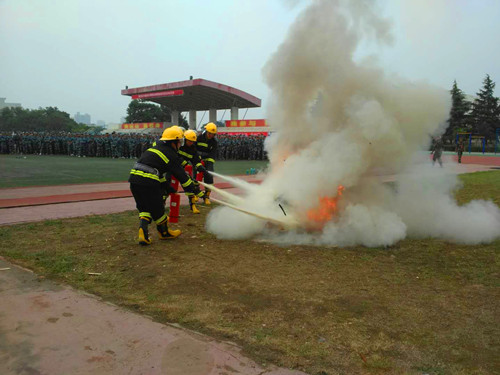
121, 122, 165, 130
220, 132, 268, 136
225, 119, 267, 127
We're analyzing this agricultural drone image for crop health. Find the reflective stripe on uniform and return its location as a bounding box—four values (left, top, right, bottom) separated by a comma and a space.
139, 212, 152, 220
182, 179, 193, 188
130, 169, 160, 181
159, 176, 166, 182
155, 213, 168, 225
205, 158, 215, 163
197, 142, 208, 148
178, 150, 193, 159
181, 160, 187, 167
195, 162, 202, 168
147, 148, 169, 164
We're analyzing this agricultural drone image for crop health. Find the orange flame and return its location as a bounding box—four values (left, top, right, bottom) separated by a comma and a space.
306, 185, 345, 226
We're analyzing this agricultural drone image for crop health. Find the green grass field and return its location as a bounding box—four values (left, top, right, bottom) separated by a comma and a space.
0, 155, 268, 188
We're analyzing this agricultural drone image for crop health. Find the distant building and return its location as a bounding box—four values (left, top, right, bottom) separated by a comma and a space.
0, 97, 22, 110
74, 112, 91, 125
96, 120, 106, 127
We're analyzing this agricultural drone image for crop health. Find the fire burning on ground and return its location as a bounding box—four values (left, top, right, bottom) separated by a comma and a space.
306, 186, 345, 228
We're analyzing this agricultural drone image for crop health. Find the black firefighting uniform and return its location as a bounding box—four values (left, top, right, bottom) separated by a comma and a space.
178, 143, 203, 179
128, 141, 197, 224
196, 132, 217, 185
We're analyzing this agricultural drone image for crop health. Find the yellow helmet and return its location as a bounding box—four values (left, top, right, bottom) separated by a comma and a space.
170, 125, 185, 134
160, 126, 184, 141
205, 122, 217, 134
184, 129, 197, 142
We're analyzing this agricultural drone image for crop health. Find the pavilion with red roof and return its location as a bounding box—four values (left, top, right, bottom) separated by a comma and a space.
121, 78, 261, 130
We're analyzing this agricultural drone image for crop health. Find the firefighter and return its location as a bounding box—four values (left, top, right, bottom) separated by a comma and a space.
196, 122, 218, 205
151, 126, 188, 210
177, 129, 207, 214
128, 126, 200, 245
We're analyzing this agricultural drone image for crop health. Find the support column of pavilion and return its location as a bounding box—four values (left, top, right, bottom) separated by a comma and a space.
171, 110, 179, 126
231, 106, 239, 120
189, 110, 196, 130
209, 108, 217, 123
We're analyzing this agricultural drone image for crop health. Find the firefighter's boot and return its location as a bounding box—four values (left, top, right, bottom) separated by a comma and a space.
189, 196, 200, 214
138, 217, 152, 246
203, 190, 211, 205
157, 219, 181, 240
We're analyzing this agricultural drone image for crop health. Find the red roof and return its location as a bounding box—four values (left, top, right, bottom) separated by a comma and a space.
121, 78, 261, 111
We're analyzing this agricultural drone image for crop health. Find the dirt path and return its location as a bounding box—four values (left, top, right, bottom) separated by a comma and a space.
0, 175, 260, 225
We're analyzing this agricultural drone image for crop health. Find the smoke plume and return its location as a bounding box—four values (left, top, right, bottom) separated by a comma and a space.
207, 0, 500, 247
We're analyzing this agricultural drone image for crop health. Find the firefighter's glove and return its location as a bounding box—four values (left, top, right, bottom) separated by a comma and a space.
166, 185, 177, 194
197, 165, 207, 174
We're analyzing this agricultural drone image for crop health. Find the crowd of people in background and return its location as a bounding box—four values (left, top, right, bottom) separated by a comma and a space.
218, 134, 267, 160
0, 131, 268, 160
0, 131, 155, 158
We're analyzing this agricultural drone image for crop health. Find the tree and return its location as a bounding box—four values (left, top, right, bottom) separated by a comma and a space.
69, 122, 92, 133
444, 80, 471, 140
178, 113, 189, 128
89, 125, 106, 134
126, 99, 173, 123
126, 100, 163, 123
0, 106, 78, 132
125, 99, 189, 127
469, 74, 500, 142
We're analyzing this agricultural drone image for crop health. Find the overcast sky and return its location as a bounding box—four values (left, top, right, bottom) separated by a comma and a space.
1, 0, 499, 125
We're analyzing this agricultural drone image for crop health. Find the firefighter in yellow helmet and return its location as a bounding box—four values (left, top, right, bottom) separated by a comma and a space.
196, 122, 218, 205
150, 125, 187, 206
128, 126, 201, 245
177, 129, 205, 214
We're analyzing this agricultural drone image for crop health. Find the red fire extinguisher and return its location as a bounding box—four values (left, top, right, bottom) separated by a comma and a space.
196, 161, 205, 182
169, 177, 180, 223
185, 163, 204, 182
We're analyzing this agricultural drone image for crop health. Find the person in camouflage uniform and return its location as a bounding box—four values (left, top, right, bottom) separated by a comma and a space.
0, 133, 10, 154
431, 136, 444, 167
104, 134, 112, 157
456, 139, 465, 164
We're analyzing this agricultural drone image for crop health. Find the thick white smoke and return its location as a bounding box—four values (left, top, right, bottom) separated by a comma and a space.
207, 0, 500, 246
